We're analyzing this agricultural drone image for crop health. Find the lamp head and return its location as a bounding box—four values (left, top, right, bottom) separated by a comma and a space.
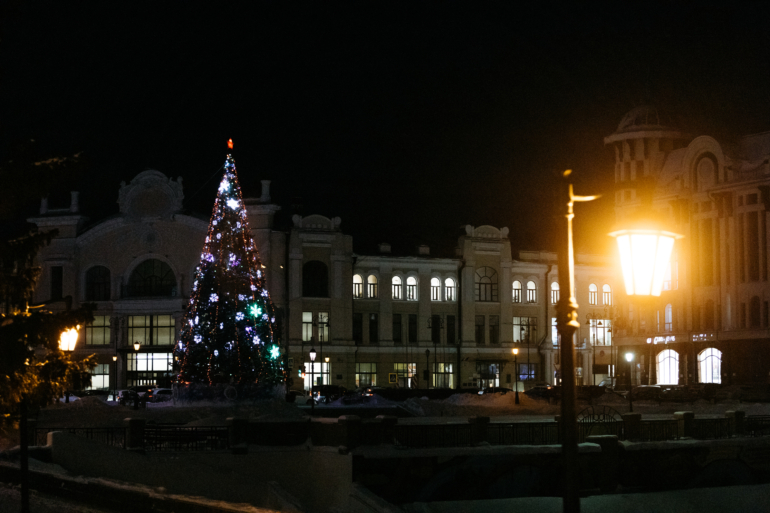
512, 348, 519, 355
134, 342, 140, 351
625, 352, 634, 362
113, 355, 118, 361
324, 357, 330, 363
58, 326, 80, 352
309, 348, 316, 361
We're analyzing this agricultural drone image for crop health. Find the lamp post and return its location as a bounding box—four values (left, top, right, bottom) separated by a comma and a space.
59, 326, 79, 403
625, 352, 634, 412
112, 355, 118, 401
309, 347, 316, 415
512, 348, 519, 405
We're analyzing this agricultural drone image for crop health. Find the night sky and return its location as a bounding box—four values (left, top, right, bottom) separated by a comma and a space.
3, 2, 770, 257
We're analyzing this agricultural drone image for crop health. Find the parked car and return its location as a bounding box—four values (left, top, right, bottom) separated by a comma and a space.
117, 389, 138, 406
630, 385, 662, 401
478, 387, 512, 395
152, 388, 173, 402
598, 377, 616, 389
129, 386, 155, 401
659, 386, 698, 403
524, 384, 557, 400
311, 385, 348, 404
360, 386, 387, 399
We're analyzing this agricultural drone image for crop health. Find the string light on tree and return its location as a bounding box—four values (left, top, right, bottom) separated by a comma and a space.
174, 139, 284, 388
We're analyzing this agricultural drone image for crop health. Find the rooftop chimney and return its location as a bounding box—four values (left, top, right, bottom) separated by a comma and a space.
378, 243, 391, 254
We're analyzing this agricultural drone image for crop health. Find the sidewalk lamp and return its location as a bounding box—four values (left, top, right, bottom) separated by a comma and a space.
59, 326, 80, 403
112, 355, 118, 400
309, 347, 316, 415
512, 348, 520, 404
625, 352, 635, 412
133, 342, 140, 351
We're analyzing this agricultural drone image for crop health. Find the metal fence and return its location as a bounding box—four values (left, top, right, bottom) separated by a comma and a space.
690, 418, 732, 440
746, 415, 770, 437
394, 423, 473, 448
488, 422, 560, 445
29, 427, 126, 449
636, 420, 680, 442
143, 425, 229, 451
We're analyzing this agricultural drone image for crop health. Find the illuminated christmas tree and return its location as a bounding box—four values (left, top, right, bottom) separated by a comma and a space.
174, 144, 283, 389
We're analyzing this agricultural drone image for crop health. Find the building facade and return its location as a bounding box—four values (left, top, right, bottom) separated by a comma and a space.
29, 168, 617, 394
608, 106, 770, 387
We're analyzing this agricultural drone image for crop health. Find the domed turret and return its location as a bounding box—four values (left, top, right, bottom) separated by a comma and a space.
605, 106, 691, 210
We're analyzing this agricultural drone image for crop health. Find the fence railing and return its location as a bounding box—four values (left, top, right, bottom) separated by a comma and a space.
143, 425, 229, 451
488, 422, 560, 445
393, 424, 473, 448
29, 427, 126, 449
636, 420, 680, 442
746, 415, 770, 437
690, 418, 732, 440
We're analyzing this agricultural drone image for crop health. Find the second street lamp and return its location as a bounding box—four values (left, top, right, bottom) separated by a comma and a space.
512, 348, 519, 405
625, 352, 635, 412
309, 347, 316, 415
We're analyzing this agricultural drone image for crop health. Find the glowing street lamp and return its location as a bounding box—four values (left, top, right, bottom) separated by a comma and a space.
609, 223, 683, 297
309, 347, 316, 415
133, 342, 140, 351
625, 352, 635, 412
58, 326, 79, 352
512, 348, 520, 405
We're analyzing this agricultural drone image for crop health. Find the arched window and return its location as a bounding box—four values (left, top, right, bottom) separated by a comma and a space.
664, 304, 673, 332
353, 274, 363, 299
367, 275, 378, 298
406, 276, 418, 301
657, 349, 679, 385
475, 267, 498, 302
588, 284, 598, 305
550, 282, 559, 305
750, 296, 761, 328
302, 261, 328, 298
602, 284, 612, 306
85, 266, 111, 301
526, 281, 537, 303
127, 259, 176, 297
512, 281, 522, 303
391, 276, 402, 300
698, 348, 722, 384
445, 278, 456, 301
430, 277, 441, 301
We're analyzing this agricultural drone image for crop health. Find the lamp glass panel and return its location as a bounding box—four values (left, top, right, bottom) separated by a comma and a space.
629, 233, 659, 295
616, 235, 635, 295
651, 235, 675, 296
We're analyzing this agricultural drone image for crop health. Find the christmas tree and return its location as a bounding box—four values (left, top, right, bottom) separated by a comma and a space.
174, 145, 284, 389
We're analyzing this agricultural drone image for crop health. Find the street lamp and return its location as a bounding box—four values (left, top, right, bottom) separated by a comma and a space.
512, 348, 519, 405
59, 326, 80, 403
625, 352, 634, 412
133, 342, 140, 351
309, 347, 316, 415
112, 355, 118, 401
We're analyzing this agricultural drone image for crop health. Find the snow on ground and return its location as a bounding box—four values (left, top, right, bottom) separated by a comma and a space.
0, 482, 114, 513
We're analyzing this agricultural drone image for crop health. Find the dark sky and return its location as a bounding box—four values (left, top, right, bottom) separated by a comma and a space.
3, 2, 770, 256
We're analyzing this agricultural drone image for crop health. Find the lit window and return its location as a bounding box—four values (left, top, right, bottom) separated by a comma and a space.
87, 364, 109, 390
513, 316, 537, 343
551, 282, 560, 305
526, 281, 537, 303
698, 348, 722, 384
512, 281, 522, 303
394, 363, 416, 388
588, 284, 598, 305
302, 312, 313, 342
367, 275, 378, 298
433, 362, 453, 388
128, 315, 174, 346
445, 278, 456, 301
318, 312, 329, 342
431, 277, 441, 301
85, 315, 110, 346
475, 267, 498, 302
353, 274, 363, 299
406, 277, 418, 301
392, 276, 402, 300
589, 319, 612, 346
656, 349, 679, 385
602, 284, 612, 306
664, 304, 673, 332
356, 363, 377, 387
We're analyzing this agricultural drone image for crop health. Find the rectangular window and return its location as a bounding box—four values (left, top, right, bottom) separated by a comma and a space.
85, 315, 111, 346
51, 266, 63, 300
356, 363, 377, 387
406, 283, 417, 301
552, 288, 560, 305
603, 289, 612, 306
394, 363, 417, 388
392, 282, 402, 300
353, 282, 363, 299
475, 315, 485, 344
353, 313, 363, 345
431, 283, 441, 301
318, 312, 329, 342
393, 314, 402, 344
369, 313, 379, 343
447, 315, 456, 344
88, 363, 109, 390
128, 315, 174, 346
433, 362, 453, 388
302, 312, 313, 342
589, 319, 612, 346
126, 352, 173, 387
431, 315, 441, 344
513, 316, 537, 344
551, 317, 558, 347
518, 363, 536, 382
489, 315, 499, 344
588, 290, 597, 305
305, 361, 330, 388
445, 282, 456, 301
512, 287, 521, 303
408, 314, 418, 343
367, 281, 378, 298
526, 287, 537, 303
